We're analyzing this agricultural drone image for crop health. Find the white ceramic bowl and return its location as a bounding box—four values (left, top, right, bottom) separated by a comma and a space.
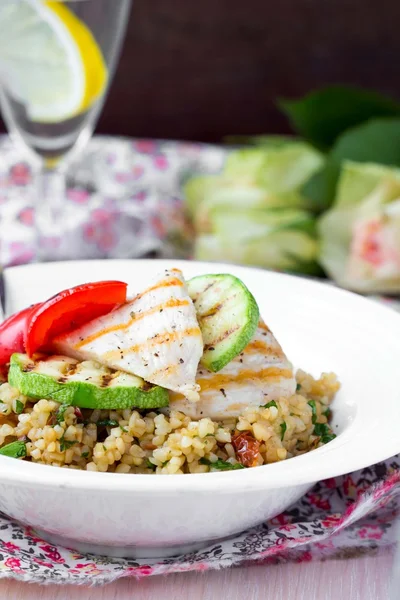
1, 259, 400, 559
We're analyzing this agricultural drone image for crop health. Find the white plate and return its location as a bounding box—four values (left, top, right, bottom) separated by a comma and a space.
0, 259, 399, 558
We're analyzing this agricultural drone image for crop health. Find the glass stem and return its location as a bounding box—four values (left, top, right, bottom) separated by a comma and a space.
35, 164, 67, 262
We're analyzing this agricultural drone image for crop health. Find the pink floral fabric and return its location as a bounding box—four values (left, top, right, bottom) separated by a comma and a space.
0, 457, 396, 584
0, 135, 226, 265
0, 135, 398, 584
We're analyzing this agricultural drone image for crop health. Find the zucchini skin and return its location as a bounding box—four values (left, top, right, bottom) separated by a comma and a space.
188, 274, 260, 372
8, 354, 169, 410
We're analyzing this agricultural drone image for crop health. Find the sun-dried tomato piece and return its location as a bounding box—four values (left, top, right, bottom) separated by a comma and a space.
232, 431, 260, 467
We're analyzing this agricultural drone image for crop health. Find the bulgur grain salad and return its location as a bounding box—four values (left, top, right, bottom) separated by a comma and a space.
0, 269, 339, 474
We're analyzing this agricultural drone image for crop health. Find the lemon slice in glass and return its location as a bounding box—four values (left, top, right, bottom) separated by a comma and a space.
0, 0, 108, 123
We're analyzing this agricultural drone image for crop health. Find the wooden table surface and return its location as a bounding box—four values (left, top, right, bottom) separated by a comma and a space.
0, 553, 394, 600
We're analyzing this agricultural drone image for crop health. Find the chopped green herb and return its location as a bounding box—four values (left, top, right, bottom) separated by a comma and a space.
308, 400, 317, 424
95, 419, 119, 428
313, 422, 336, 444
56, 404, 70, 424
323, 408, 332, 419
15, 400, 24, 414
199, 457, 245, 471
313, 422, 330, 437
261, 400, 277, 409
60, 438, 78, 452
0, 440, 26, 459
146, 459, 156, 470
321, 433, 336, 444
280, 421, 287, 441
120, 426, 128, 433
296, 383, 301, 391
103, 445, 107, 452
81, 451, 89, 458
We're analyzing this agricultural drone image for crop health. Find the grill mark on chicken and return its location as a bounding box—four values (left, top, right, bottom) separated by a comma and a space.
101, 327, 201, 361
197, 367, 293, 392
73, 298, 190, 349
258, 320, 270, 332
244, 339, 284, 357
135, 277, 184, 301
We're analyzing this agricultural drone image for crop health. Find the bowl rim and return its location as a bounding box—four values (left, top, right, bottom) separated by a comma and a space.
1, 258, 400, 494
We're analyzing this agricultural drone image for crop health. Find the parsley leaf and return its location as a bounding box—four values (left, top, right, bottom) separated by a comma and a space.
81, 451, 89, 459
280, 421, 287, 441
313, 422, 336, 444
56, 404, 70, 424
199, 457, 245, 471
15, 400, 24, 414
261, 400, 277, 409
296, 383, 301, 392
313, 423, 330, 437
146, 459, 156, 471
0, 440, 26, 458
308, 400, 317, 424
96, 419, 119, 428
321, 433, 336, 444
60, 438, 78, 452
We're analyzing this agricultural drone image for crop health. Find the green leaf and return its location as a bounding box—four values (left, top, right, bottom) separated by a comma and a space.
56, 403, 70, 424
15, 400, 24, 414
279, 86, 400, 148
313, 422, 336, 444
304, 118, 400, 213
146, 459, 157, 470
81, 451, 89, 458
332, 118, 400, 165
301, 159, 341, 213
321, 433, 336, 444
308, 400, 317, 424
199, 457, 245, 470
95, 419, 119, 428
0, 440, 26, 459
313, 423, 331, 437
60, 438, 78, 452
261, 400, 278, 409
280, 421, 287, 441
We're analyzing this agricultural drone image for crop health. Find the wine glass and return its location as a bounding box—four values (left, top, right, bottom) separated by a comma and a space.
0, 0, 131, 261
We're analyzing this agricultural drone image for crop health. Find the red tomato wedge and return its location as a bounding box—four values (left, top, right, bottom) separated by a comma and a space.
26, 280, 127, 356
0, 304, 38, 365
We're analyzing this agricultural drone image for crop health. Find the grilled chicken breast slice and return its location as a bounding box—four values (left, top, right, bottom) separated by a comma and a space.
53, 269, 203, 401
169, 318, 296, 418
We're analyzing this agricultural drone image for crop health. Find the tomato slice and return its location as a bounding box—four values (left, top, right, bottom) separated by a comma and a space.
0, 304, 38, 365
26, 280, 127, 356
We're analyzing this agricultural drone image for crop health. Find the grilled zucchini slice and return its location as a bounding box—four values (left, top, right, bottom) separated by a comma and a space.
9, 353, 169, 410
188, 274, 259, 372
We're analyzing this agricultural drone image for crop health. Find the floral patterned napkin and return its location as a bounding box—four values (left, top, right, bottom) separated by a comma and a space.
0, 135, 224, 266
0, 457, 397, 584
0, 136, 398, 584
